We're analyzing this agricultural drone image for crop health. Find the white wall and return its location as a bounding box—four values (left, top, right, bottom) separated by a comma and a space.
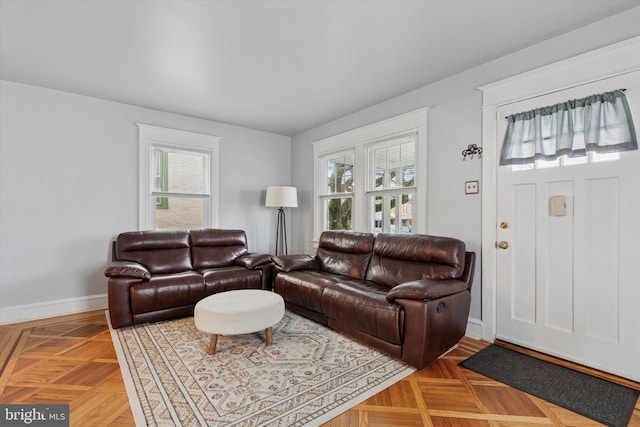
289, 7, 640, 322
0, 81, 291, 321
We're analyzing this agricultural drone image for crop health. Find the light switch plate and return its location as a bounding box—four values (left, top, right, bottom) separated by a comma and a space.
465, 181, 479, 194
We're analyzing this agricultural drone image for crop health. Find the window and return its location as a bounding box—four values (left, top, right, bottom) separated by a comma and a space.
512, 151, 620, 171
368, 133, 416, 234
312, 109, 427, 239
319, 152, 354, 231
152, 146, 209, 230
138, 124, 219, 230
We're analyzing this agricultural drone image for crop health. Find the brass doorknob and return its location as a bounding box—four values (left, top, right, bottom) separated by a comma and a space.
497, 241, 509, 249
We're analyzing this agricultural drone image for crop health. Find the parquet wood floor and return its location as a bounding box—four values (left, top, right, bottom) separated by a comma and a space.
1, 310, 638, 426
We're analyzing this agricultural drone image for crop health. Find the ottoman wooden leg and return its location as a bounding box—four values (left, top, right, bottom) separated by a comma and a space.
207, 334, 218, 355
265, 327, 273, 347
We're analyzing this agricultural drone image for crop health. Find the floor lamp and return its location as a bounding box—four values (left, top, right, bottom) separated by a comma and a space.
265, 186, 298, 256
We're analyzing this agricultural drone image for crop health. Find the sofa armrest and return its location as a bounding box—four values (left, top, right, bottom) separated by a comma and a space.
107, 277, 142, 329
235, 253, 272, 269
272, 255, 320, 272
386, 279, 469, 302
104, 261, 151, 280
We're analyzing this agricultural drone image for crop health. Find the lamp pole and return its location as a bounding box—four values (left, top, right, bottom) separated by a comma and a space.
275, 207, 287, 256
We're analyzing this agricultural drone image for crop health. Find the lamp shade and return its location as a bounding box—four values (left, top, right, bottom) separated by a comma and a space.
265, 186, 298, 208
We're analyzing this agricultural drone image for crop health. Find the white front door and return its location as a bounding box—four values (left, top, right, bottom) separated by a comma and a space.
495, 71, 640, 381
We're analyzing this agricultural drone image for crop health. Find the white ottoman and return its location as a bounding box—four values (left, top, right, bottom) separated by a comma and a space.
194, 289, 285, 354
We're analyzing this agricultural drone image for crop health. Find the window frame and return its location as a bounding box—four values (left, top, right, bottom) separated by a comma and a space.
138, 124, 219, 230
311, 108, 428, 240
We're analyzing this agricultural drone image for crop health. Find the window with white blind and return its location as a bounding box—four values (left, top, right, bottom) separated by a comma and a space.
312, 109, 427, 239
368, 133, 416, 234
138, 124, 219, 230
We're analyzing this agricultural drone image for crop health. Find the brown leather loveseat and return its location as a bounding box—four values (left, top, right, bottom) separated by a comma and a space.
272, 231, 475, 369
105, 228, 273, 329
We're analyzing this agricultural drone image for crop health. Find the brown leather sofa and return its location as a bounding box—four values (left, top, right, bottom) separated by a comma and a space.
272, 231, 475, 369
105, 229, 273, 329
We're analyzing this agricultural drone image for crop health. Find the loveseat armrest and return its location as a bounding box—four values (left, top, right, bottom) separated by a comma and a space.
104, 261, 151, 280
386, 279, 469, 302
235, 253, 272, 269
107, 277, 142, 329
272, 255, 320, 272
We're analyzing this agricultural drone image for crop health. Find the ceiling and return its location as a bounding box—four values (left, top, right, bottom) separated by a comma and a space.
1, 1, 638, 136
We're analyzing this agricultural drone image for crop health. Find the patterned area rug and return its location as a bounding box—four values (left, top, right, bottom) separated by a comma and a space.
108, 311, 415, 426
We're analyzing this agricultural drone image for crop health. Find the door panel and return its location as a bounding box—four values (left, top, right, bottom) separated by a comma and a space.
584, 177, 619, 343
545, 180, 573, 333
496, 71, 640, 381
512, 183, 536, 324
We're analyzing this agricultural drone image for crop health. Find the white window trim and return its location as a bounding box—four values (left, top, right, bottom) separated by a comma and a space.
311, 108, 428, 241
138, 124, 220, 230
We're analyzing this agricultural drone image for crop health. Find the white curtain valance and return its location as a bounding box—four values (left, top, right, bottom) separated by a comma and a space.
500, 89, 637, 165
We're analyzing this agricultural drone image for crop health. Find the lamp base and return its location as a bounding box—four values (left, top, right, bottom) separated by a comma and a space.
275, 207, 288, 256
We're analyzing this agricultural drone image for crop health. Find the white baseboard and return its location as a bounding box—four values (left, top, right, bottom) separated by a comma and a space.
1, 299, 488, 342
0, 293, 108, 325
465, 317, 484, 340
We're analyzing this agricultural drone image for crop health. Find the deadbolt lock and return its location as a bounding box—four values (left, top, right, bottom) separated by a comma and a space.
500, 221, 509, 229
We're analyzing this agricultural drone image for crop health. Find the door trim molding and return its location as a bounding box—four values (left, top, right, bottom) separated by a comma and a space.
478, 36, 640, 342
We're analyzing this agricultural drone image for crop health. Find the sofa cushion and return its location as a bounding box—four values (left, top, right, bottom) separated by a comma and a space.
321, 280, 404, 345
366, 233, 466, 288
190, 229, 249, 269
130, 271, 205, 314
274, 270, 346, 313
116, 230, 192, 275
316, 231, 375, 280
201, 266, 263, 293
